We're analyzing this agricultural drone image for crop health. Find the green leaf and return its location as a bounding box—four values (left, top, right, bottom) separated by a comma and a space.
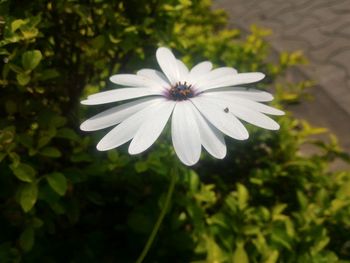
127, 211, 153, 234
135, 161, 148, 173
40, 147, 61, 158
50, 115, 66, 128
5, 100, 17, 114
22, 50, 42, 71
233, 241, 249, 263
46, 172, 67, 196
10, 163, 36, 182
237, 183, 249, 210
188, 170, 200, 192
56, 127, 79, 141
205, 234, 228, 263
9, 63, 24, 74
264, 250, 279, 263
0, 152, 6, 162
38, 69, 60, 80
271, 226, 293, 251
19, 227, 35, 252
297, 191, 308, 210
11, 19, 26, 32
16, 72, 30, 86
19, 183, 38, 212
107, 150, 119, 162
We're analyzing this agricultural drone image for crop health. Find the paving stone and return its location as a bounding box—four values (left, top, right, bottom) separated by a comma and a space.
308, 7, 334, 20
314, 64, 347, 92
338, 22, 350, 37
269, 37, 311, 53
291, 0, 316, 8
281, 17, 319, 36
310, 37, 350, 62
338, 93, 350, 115
330, 1, 350, 13
297, 27, 333, 48
319, 20, 349, 35
331, 48, 350, 73
273, 11, 301, 26
256, 1, 284, 11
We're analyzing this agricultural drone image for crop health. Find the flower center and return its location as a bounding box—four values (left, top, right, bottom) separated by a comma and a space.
168, 82, 194, 101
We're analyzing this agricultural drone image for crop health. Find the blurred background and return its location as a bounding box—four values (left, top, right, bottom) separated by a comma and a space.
1, 0, 350, 262
215, 0, 350, 154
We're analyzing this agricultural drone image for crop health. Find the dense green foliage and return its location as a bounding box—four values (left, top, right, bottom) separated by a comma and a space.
1, 0, 350, 262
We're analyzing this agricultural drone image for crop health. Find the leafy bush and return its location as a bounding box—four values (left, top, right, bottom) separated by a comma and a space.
1, 0, 350, 262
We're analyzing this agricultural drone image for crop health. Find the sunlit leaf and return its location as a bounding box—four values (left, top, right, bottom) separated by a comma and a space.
233, 241, 249, 263
16, 72, 30, 85
22, 50, 42, 71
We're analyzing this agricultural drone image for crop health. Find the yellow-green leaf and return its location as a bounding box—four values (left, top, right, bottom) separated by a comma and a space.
20, 183, 38, 212
237, 183, 249, 210
233, 241, 249, 263
264, 250, 279, 263
16, 72, 30, 86
21, 28, 39, 40
22, 50, 42, 71
11, 19, 26, 32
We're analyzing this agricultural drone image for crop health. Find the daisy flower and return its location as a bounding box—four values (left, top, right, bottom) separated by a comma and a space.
80, 47, 284, 166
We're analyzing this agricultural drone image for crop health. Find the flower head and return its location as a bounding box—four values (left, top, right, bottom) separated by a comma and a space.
80, 47, 284, 166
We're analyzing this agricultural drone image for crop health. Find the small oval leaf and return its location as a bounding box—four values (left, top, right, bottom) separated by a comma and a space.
20, 183, 38, 212
16, 72, 30, 86
19, 227, 35, 252
22, 50, 42, 71
40, 147, 61, 158
10, 163, 36, 183
46, 172, 67, 196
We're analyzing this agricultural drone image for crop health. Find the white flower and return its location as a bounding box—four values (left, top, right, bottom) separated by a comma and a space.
80, 47, 284, 166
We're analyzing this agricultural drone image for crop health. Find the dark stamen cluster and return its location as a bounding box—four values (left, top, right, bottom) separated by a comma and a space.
169, 82, 194, 101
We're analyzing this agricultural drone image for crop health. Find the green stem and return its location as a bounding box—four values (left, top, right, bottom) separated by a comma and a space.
135, 167, 177, 263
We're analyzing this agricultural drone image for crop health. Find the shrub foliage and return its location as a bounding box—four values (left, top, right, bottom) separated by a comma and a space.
1, 0, 350, 262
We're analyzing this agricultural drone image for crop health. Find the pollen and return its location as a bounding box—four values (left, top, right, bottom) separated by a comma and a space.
169, 81, 194, 101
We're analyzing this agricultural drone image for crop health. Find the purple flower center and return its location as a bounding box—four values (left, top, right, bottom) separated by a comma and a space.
168, 82, 194, 101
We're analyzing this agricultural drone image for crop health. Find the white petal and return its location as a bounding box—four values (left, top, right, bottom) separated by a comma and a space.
191, 67, 236, 87
188, 61, 213, 85
176, 59, 189, 81
228, 104, 280, 130
110, 74, 160, 89
156, 47, 180, 85
81, 88, 162, 105
191, 96, 249, 140
197, 72, 265, 92
205, 87, 274, 102
190, 61, 213, 75
203, 92, 284, 115
129, 100, 175, 154
192, 108, 226, 159
171, 101, 201, 166
96, 100, 163, 151
137, 69, 170, 88
80, 97, 162, 131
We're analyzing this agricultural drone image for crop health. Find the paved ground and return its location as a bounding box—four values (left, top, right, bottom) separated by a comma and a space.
213, 0, 350, 153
